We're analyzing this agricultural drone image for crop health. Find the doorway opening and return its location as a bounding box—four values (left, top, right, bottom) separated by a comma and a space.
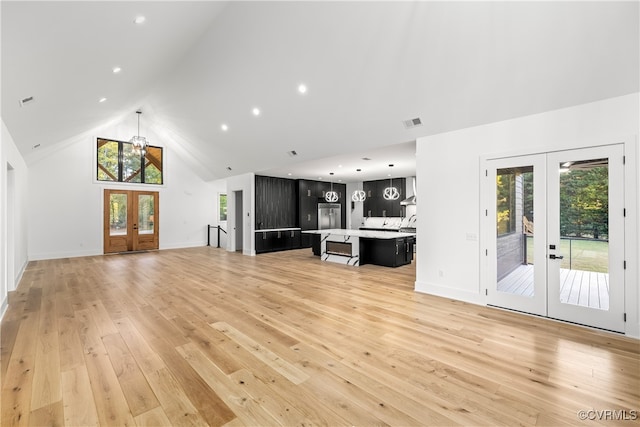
234, 190, 243, 252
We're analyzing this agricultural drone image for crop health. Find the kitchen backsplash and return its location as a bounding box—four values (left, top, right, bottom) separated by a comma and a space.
362, 216, 416, 229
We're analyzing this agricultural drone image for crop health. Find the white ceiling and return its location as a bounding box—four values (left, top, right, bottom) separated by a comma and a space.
2, 1, 638, 183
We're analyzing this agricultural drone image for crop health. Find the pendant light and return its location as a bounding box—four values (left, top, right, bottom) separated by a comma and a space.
130, 110, 148, 156
383, 164, 400, 200
325, 172, 339, 202
351, 190, 366, 202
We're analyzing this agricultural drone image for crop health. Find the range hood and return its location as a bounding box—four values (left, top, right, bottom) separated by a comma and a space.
400, 195, 416, 205
401, 176, 417, 205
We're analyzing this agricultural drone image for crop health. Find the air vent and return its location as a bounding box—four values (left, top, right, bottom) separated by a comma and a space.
287, 150, 298, 157
362, 157, 371, 161
19, 96, 35, 107
402, 117, 422, 129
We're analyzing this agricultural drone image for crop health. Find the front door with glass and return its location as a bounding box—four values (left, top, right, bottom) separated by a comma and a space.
104, 189, 159, 253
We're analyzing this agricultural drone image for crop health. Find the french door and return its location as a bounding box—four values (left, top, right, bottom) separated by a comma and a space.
484, 145, 625, 332
104, 189, 159, 254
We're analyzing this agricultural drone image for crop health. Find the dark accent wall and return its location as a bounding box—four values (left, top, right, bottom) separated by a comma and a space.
255, 175, 297, 229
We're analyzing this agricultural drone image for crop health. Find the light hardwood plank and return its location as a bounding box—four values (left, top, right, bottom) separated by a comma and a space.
61, 366, 99, 427
2, 247, 638, 427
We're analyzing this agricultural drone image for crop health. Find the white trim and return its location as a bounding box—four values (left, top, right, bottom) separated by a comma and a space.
414, 280, 484, 306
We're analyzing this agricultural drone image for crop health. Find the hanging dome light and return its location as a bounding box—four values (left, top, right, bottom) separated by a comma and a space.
325, 173, 339, 202
351, 190, 366, 202
383, 164, 400, 200
130, 110, 148, 156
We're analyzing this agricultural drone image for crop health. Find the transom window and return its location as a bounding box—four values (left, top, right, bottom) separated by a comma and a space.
97, 138, 163, 185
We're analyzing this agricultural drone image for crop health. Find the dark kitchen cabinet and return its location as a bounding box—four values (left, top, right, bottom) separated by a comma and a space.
362, 178, 406, 217
255, 230, 301, 254
360, 236, 414, 267
255, 175, 297, 230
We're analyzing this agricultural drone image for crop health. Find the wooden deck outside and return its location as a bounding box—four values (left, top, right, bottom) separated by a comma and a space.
497, 264, 610, 310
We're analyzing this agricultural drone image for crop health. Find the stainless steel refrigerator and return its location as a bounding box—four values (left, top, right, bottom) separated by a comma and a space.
318, 203, 341, 230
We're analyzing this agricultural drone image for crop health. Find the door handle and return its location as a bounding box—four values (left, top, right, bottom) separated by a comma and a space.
549, 254, 564, 260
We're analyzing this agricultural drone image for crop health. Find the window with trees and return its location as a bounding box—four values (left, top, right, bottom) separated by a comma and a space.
97, 138, 163, 184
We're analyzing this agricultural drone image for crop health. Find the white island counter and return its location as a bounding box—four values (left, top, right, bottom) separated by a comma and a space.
302, 229, 416, 266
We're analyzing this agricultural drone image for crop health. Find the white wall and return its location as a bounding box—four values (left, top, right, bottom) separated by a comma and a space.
1, 119, 29, 317
416, 93, 639, 336
27, 122, 221, 260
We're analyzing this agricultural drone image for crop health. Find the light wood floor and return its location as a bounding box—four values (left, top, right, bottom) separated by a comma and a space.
2, 247, 639, 426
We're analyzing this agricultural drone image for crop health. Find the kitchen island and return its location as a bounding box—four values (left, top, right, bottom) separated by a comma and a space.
303, 229, 416, 267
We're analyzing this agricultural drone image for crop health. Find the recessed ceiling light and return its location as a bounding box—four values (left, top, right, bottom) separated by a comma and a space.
99, 97, 107, 103
134, 16, 146, 24
297, 84, 307, 94
113, 67, 122, 74
221, 124, 228, 132
252, 107, 261, 116
287, 173, 292, 176
338, 164, 343, 168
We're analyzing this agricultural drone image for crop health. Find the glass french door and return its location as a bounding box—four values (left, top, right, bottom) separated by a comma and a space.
546, 145, 625, 332
104, 189, 159, 253
486, 154, 547, 316
485, 145, 625, 332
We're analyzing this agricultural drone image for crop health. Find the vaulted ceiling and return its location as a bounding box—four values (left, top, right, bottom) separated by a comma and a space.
2, 1, 638, 182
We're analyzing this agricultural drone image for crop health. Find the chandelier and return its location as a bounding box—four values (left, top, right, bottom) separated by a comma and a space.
130, 110, 148, 156
325, 173, 339, 202
383, 164, 400, 200
351, 190, 366, 202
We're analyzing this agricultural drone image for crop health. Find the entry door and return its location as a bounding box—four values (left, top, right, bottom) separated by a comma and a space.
485, 144, 625, 332
104, 189, 159, 253
547, 145, 625, 332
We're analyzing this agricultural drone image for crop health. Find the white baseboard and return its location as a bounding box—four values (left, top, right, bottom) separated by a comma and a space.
414, 280, 484, 306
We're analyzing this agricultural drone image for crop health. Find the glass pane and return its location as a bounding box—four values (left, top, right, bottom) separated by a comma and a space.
123, 143, 142, 183
138, 195, 155, 235
219, 194, 227, 221
558, 158, 609, 310
496, 166, 535, 297
144, 146, 163, 184
109, 194, 127, 236
97, 139, 118, 181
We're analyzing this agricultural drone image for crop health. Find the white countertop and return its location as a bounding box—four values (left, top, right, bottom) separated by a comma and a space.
302, 228, 416, 239
255, 228, 301, 232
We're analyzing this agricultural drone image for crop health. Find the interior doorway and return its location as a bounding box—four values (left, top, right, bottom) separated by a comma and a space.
234, 190, 243, 251
104, 189, 159, 253
483, 144, 625, 332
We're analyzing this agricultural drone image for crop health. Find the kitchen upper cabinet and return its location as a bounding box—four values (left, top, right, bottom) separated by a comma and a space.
363, 178, 406, 217
255, 175, 297, 230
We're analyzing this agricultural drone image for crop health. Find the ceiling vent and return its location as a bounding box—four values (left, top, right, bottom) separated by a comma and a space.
403, 117, 422, 129
287, 150, 298, 157
19, 96, 35, 107
361, 157, 371, 161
